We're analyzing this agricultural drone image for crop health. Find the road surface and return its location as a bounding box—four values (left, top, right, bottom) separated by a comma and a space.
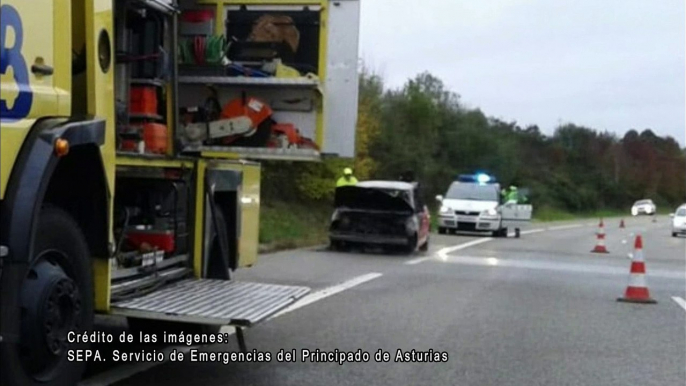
82, 215, 685, 386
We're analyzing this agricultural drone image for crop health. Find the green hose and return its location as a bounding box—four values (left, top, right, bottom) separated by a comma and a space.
205, 35, 226, 64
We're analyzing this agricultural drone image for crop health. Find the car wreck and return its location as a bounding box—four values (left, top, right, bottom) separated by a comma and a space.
329, 181, 430, 253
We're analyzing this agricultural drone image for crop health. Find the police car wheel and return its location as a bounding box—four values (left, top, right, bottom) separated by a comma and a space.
0, 207, 94, 386
438, 227, 446, 235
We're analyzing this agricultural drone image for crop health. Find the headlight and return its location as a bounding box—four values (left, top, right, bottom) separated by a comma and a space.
439, 206, 451, 214
481, 208, 498, 217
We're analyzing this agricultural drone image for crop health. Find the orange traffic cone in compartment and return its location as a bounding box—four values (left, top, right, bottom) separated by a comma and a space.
142, 123, 168, 154
129, 86, 158, 116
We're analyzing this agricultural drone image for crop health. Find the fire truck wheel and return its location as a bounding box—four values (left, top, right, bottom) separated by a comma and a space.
0, 206, 94, 386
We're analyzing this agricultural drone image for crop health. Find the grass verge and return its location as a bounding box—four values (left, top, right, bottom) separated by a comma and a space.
259, 199, 330, 253
532, 206, 628, 222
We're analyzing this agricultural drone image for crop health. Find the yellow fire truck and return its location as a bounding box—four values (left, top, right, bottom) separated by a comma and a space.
0, 0, 360, 384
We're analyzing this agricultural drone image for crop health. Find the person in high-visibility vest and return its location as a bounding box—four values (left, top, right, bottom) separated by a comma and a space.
501, 185, 525, 204
336, 168, 358, 187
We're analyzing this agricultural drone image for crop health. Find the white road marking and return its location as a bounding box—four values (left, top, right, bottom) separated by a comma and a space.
405, 257, 430, 265
547, 224, 584, 231
80, 273, 382, 386
437, 238, 494, 260
270, 272, 383, 319
671, 296, 686, 312
426, 223, 587, 263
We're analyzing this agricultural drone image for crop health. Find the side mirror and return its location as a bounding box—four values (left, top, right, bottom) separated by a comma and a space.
670, 213, 675, 218
435, 195, 443, 202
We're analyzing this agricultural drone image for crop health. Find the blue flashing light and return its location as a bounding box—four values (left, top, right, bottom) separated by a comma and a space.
456, 173, 497, 184
476, 173, 491, 184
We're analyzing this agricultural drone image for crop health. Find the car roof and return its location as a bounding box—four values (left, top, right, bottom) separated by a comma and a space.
355, 180, 415, 191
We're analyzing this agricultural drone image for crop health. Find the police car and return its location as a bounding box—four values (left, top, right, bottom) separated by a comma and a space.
435, 174, 532, 238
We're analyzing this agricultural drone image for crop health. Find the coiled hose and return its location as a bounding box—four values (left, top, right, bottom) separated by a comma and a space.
178, 35, 227, 65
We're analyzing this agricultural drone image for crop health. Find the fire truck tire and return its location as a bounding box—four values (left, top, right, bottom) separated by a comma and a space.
0, 206, 94, 386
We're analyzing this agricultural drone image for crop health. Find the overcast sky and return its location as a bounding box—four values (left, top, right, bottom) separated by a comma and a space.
358, 0, 685, 145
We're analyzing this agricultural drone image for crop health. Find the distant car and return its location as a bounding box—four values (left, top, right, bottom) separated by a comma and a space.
631, 199, 656, 216
671, 205, 686, 237
329, 181, 431, 253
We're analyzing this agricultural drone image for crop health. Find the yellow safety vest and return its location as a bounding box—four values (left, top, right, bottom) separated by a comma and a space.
336, 176, 358, 187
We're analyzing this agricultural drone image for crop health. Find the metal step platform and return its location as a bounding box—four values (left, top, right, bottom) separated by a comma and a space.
110, 279, 310, 327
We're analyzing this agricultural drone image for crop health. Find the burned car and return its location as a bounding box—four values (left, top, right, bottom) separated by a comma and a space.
329, 181, 431, 253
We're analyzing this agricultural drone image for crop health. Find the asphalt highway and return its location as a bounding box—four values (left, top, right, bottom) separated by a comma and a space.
82, 215, 686, 386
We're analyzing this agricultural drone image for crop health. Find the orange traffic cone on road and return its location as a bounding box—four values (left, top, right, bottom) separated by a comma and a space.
617, 235, 657, 304
619, 219, 625, 229
591, 218, 609, 253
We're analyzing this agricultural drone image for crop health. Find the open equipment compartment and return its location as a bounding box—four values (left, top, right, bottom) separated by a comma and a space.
174, 0, 360, 160
114, 0, 178, 158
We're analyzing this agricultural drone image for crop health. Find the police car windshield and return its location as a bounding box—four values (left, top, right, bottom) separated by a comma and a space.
676, 208, 686, 217
634, 200, 652, 205
445, 183, 498, 201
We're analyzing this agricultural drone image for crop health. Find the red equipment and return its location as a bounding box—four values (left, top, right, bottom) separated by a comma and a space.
268, 123, 319, 150
127, 229, 175, 253
182, 95, 319, 150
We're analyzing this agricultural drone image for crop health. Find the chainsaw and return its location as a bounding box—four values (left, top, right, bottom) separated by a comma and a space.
181, 95, 319, 150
